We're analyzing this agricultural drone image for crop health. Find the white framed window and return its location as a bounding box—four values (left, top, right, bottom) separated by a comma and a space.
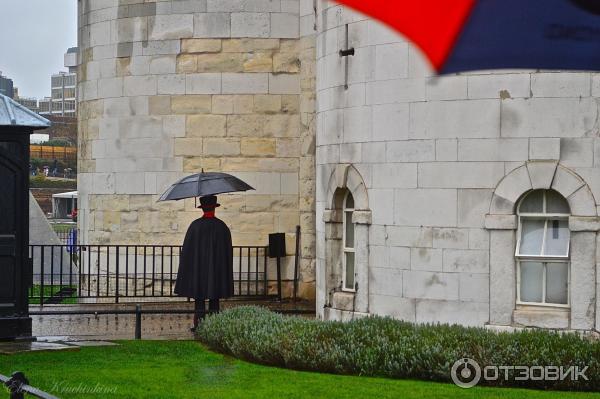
342, 191, 356, 292
516, 190, 570, 307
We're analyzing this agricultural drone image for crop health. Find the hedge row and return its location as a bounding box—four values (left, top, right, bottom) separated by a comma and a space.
197, 306, 599, 391
30, 175, 77, 189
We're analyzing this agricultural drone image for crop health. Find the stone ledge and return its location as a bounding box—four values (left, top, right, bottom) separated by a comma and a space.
486, 324, 600, 337
485, 324, 522, 333
485, 214, 517, 230
513, 306, 570, 330
569, 216, 600, 232
331, 291, 356, 312
325, 307, 370, 322
352, 210, 372, 225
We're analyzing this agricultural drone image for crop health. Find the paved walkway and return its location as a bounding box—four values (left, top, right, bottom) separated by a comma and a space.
29, 300, 315, 341
0, 340, 117, 354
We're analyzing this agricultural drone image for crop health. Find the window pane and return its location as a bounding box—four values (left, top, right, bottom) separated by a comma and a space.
520, 262, 544, 302
345, 252, 355, 290
520, 190, 543, 213
345, 193, 354, 209
546, 263, 568, 304
345, 211, 354, 249
546, 190, 570, 214
543, 219, 569, 256
519, 219, 545, 256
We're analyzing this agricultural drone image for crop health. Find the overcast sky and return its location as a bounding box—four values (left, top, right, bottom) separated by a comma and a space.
0, 0, 77, 99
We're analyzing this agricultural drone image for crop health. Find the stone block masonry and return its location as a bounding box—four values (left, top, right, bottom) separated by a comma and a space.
81, 0, 600, 329
78, 0, 316, 299
314, 0, 600, 330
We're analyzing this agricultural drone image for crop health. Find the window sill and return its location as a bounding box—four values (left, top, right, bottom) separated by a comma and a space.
331, 291, 356, 312
513, 306, 570, 329
516, 301, 569, 309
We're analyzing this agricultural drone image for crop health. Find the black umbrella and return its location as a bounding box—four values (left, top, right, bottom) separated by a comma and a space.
158, 172, 254, 202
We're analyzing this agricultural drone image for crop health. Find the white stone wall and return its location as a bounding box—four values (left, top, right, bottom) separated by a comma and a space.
315, 1, 600, 330
78, 0, 317, 298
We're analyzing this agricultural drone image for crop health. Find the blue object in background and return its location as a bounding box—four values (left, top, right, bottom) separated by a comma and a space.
66, 228, 77, 253
443, 0, 600, 73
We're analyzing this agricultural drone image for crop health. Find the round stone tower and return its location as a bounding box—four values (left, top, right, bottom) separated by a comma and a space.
78, 0, 318, 298
315, 1, 600, 332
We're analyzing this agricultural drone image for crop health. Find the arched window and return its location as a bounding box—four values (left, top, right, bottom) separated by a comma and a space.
343, 191, 355, 291
516, 190, 570, 306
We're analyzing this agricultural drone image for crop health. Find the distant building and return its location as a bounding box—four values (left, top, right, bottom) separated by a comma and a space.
23, 48, 79, 117
14, 87, 40, 114
0, 72, 14, 98
64, 47, 78, 74
2, 47, 79, 116
38, 97, 51, 115
15, 96, 40, 114
50, 71, 77, 116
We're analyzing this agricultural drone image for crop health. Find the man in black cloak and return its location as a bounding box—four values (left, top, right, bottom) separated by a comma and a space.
174, 195, 234, 331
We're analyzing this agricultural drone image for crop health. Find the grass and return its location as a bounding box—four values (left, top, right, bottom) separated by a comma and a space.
50, 223, 76, 233
30, 175, 77, 189
28, 284, 77, 305
1, 341, 599, 399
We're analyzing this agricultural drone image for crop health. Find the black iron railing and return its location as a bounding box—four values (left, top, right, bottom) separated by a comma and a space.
28, 244, 277, 305
0, 372, 59, 399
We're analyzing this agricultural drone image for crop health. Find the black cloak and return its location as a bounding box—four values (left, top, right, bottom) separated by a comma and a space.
174, 217, 234, 300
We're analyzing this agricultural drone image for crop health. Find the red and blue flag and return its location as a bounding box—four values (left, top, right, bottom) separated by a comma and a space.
335, 0, 600, 73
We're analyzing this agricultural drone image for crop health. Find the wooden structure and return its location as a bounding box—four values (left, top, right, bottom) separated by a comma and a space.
0, 94, 50, 340
29, 144, 76, 161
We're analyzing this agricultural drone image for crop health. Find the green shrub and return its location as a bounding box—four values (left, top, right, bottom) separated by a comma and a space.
197, 306, 600, 391
40, 139, 74, 147
30, 175, 77, 189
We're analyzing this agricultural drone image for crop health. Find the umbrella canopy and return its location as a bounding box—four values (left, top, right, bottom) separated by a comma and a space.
335, 0, 600, 73
158, 172, 254, 201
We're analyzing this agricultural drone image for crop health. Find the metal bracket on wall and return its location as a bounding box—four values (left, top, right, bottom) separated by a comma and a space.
339, 24, 355, 89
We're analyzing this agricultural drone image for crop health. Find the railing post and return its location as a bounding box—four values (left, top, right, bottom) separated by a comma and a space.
39, 246, 44, 306
293, 225, 301, 302
276, 255, 282, 302
263, 248, 268, 296
135, 304, 142, 340
6, 371, 27, 399
115, 246, 119, 304
268, 233, 286, 301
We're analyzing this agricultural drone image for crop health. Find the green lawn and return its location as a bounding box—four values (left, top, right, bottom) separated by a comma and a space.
29, 284, 77, 304
1, 341, 598, 399
50, 223, 76, 233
